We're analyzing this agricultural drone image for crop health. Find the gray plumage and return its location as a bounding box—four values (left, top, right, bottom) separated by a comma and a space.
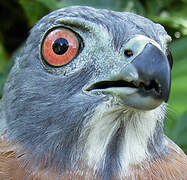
0, 6, 181, 180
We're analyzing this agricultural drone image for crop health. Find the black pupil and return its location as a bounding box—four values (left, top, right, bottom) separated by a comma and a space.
52, 38, 69, 55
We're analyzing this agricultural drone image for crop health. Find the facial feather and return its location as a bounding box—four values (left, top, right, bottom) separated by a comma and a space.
2, 59, 103, 174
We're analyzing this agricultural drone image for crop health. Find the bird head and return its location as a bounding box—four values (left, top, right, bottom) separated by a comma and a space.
1, 6, 173, 178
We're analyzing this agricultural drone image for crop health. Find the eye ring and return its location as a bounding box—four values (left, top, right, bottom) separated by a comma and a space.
41, 27, 83, 67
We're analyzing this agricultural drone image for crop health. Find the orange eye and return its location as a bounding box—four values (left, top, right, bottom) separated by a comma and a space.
42, 28, 81, 67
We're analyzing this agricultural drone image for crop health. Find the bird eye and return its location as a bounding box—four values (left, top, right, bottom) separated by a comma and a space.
42, 28, 82, 67
166, 48, 173, 69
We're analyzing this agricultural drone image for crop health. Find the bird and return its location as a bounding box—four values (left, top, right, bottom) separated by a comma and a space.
0, 5, 186, 180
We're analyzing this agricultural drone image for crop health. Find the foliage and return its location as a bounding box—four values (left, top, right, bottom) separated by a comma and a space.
165, 36, 187, 152
0, 0, 187, 153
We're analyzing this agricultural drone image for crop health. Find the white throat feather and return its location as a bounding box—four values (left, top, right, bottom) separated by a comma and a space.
78, 98, 167, 176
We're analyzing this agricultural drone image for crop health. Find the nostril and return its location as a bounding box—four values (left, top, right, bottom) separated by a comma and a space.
124, 49, 133, 57
139, 80, 160, 94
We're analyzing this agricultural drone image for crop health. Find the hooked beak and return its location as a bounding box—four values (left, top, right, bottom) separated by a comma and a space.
85, 43, 171, 110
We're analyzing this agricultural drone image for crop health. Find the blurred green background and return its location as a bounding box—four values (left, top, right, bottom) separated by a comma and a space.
0, 0, 187, 153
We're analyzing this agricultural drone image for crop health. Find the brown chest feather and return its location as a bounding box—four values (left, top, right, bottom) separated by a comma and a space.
0, 138, 187, 180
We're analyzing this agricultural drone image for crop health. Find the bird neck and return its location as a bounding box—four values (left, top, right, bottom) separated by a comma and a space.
79, 101, 167, 176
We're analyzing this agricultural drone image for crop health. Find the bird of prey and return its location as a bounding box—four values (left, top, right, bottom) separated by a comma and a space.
0, 6, 186, 180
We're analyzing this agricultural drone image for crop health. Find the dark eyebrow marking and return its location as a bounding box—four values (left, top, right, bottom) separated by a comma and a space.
55, 19, 92, 32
